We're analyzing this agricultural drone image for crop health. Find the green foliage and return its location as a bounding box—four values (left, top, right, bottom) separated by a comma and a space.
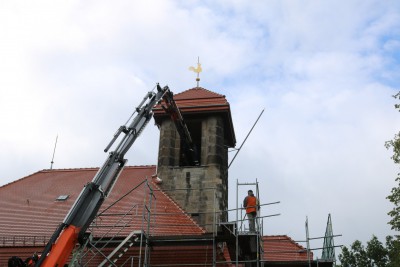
338, 236, 393, 267
351, 240, 370, 266
385, 92, 400, 231
367, 236, 388, 267
386, 236, 400, 267
338, 239, 371, 267
338, 92, 400, 267
338, 246, 354, 267
387, 177, 400, 231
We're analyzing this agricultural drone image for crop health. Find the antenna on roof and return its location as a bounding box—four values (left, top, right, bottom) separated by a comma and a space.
188, 56, 202, 87
50, 134, 58, 170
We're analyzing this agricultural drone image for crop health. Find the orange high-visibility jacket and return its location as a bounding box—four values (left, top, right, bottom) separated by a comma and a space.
244, 195, 257, 214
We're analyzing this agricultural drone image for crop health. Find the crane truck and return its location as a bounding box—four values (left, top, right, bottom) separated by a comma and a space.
9, 84, 197, 267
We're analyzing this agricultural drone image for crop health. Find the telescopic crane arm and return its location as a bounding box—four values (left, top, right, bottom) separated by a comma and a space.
35, 84, 170, 267
160, 90, 199, 166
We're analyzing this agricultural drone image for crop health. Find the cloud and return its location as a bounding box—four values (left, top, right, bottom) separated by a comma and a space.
1, 0, 400, 257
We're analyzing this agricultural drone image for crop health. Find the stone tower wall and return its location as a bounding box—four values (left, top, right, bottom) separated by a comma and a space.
157, 115, 228, 232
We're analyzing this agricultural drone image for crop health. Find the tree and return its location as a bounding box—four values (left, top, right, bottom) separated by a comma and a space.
386, 235, 400, 267
339, 246, 356, 267
384, 92, 400, 264
366, 236, 388, 267
338, 236, 388, 267
339, 240, 371, 267
382, 91, 400, 266
385, 91, 400, 231
338, 92, 400, 266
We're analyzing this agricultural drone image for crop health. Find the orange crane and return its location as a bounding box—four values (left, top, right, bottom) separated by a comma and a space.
7, 84, 192, 267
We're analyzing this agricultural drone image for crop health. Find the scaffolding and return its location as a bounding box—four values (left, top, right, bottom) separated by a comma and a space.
68, 178, 217, 266
68, 178, 278, 267
0, 176, 339, 267
66, 178, 339, 267
235, 179, 264, 266
0, 173, 342, 267
303, 214, 342, 267
69, 179, 148, 267
321, 214, 336, 263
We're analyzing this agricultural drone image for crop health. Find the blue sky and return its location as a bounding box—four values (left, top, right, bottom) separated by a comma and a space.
1, 0, 400, 258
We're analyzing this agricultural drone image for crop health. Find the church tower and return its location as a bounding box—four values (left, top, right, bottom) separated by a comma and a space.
153, 87, 236, 231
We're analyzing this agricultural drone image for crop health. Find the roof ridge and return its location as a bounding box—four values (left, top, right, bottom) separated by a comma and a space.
41, 167, 99, 172
263, 235, 307, 250
56, 164, 155, 169
35, 165, 156, 173
1, 165, 157, 188
286, 235, 307, 250
0, 170, 42, 189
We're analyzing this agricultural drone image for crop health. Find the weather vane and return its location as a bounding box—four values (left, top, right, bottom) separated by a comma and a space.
188, 57, 202, 87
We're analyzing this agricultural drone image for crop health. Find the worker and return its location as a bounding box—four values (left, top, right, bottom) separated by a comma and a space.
243, 190, 258, 232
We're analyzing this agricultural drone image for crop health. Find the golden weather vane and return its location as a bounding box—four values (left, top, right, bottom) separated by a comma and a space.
188, 57, 202, 87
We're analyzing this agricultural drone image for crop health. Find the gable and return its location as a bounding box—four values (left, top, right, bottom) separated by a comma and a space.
0, 166, 204, 245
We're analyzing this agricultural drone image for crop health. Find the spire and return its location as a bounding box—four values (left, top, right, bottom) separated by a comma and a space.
188, 57, 202, 87
321, 214, 336, 262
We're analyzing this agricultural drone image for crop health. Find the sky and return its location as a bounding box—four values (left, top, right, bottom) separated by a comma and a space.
1, 0, 400, 259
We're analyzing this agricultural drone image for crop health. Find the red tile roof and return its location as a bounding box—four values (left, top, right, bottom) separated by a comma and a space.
0, 167, 317, 266
153, 87, 236, 147
173, 87, 226, 100
154, 87, 228, 114
0, 166, 204, 245
262, 235, 312, 262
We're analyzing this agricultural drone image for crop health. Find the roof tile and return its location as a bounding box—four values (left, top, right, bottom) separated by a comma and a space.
0, 166, 204, 244
174, 87, 226, 100
262, 235, 312, 262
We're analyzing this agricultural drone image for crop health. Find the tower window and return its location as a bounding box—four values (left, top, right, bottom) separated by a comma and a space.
179, 120, 202, 166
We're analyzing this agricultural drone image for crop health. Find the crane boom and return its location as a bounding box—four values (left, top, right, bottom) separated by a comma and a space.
35, 84, 170, 267
160, 90, 199, 166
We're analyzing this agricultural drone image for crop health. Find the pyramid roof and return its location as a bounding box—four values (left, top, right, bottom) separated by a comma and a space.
153, 87, 236, 147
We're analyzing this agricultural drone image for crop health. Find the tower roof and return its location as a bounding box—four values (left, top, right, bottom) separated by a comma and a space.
173, 87, 225, 100
153, 87, 236, 147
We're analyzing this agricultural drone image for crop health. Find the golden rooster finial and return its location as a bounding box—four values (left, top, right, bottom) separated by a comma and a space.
188, 57, 202, 87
